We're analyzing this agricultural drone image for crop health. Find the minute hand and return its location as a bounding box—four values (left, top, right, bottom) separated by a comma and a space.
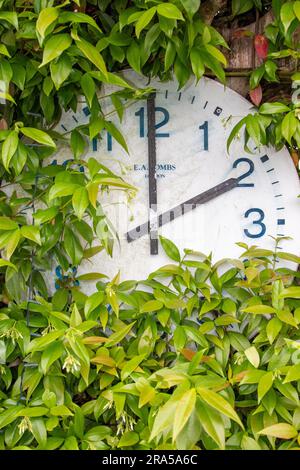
126, 178, 239, 243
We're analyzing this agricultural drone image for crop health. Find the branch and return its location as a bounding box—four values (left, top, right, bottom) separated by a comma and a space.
200, 0, 227, 25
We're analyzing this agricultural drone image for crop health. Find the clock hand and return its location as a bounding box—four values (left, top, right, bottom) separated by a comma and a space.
126, 177, 239, 243
147, 93, 158, 255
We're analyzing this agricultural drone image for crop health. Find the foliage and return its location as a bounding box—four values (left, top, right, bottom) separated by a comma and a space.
1, 239, 300, 449
0, 0, 300, 452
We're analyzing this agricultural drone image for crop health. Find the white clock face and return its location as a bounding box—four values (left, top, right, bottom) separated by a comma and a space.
55, 72, 300, 285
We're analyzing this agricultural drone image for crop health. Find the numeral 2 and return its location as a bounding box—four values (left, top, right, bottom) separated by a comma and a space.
233, 158, 255, 187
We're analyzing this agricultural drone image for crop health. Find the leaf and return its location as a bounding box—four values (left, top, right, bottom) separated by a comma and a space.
72, 187, 89, 220
0, 406, 24, 430
294, 1, 300, 21
28, 330, 65, 354
197, 387, 244, 429
140, 300, 163, 313
18, 407, 48, 417
64, 226, 83, 265
6, 229, 20, 260
20, 225, 41, 245
135, 7, 157, 38
258, 371, 273, 402
81, 73, 95, 108
40, 341, 64, 374
105, 322, 135, 347
159, 236, 181, 262
50, 405, 72, 416
49, 183, 80, 200
0, 217, 18, 230
0, 259, 17, 270
36, 7, 58, 39
50, 54, 72, 90
244, 346, 260, 368
254, 35, 269, 59
20, 128, 56, 147
121, 354, 144, 381
0, 12, 18, 29
76, 38, 108, 78
118, 431, 139, 448
190, 47, 205, 81
282, 111, 298, 145
157, 3, 184, 20
242, 305, 276, 315
150, 398, 178, 440
196, 399, 225, 449
284, 364, 300, 384
126, 41, 141, 73
31, 418, 47, 447
2, 131, 18, 170
259, 102, 290, 114
40, 34, 72, 67
280, 287, 300, 299
250, 85, 263, 107
173, 388, 196, 441
258, 423, 297, 439
84, 292, 105, 317
266, 317, 282, 344
281, 2, 296, 32
58, 11, 102, 32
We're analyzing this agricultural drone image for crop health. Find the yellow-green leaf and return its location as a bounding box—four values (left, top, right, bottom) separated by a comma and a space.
197, 387, 244, 429
258, 423, 297, 439
173, 388, 196, 441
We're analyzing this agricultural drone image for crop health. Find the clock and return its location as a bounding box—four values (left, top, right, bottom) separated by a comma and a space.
54, 71, 300, 285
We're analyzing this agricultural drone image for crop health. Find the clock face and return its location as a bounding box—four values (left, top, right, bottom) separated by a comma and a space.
55, 71, 300, 285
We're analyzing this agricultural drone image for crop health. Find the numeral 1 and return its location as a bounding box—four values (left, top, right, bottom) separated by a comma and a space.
199, 121, 209, 151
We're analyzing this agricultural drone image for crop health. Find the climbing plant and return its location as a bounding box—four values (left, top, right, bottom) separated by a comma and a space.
1, 0, 300, 451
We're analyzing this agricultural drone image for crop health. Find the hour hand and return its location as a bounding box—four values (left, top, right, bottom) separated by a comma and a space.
126, 178, 239, 243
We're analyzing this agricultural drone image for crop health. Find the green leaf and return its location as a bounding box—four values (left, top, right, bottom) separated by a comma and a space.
58, 11, 102, 32
196, 387, 244, 429
227, 117, 247, 152
157, 3, 184, 20
126, 41, 141, 73
266, 317, 282, 344
294, 1, 300, 21
72, 187, 89, 220
64, 226, 83, 265
105, 322, 136, 347
0, 259, 17, 270
81, 73, 95, 108
196, 398, 225, 449
20, 225, 41, 245
84, 291, 105, 317
0, 217, 18, 231
0, 406, 24, 430
18, 407, 48, 417
259, 102, 290, 114
258, 423, 297, 439
49, 182, 80, 200
173, 388, 196, 441
70, 130, 86, 159
244, 346, 260, 368
0, 12, 18, 29
282, 111, 298, 145
28, 330, 65, 354
179, 0, 200, 19
280, 287, 300, 299
36, 7, 58, 39
136, 7, 157, 38
242, 304, 276, 315
6, 229, 20, 260
118, 431, 139, 448
190, 47, 205, 81
50, 405, 73, 416
258, 371, 273, 402
159, 236, 181, 262
2, 131, 18, 171
121, 354, 145, 381
31, 418, 47, 447
76, 38, 108, 78
20, 128, 56, 147
284, 364, 300, 384
150, 398, 178, 440
280, 2, 296, 32
104, 120, 129, 153
40, 341, 64, 374
50, 54, 72, 90
140, 300, 163, 313
40, 34, 72, 67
